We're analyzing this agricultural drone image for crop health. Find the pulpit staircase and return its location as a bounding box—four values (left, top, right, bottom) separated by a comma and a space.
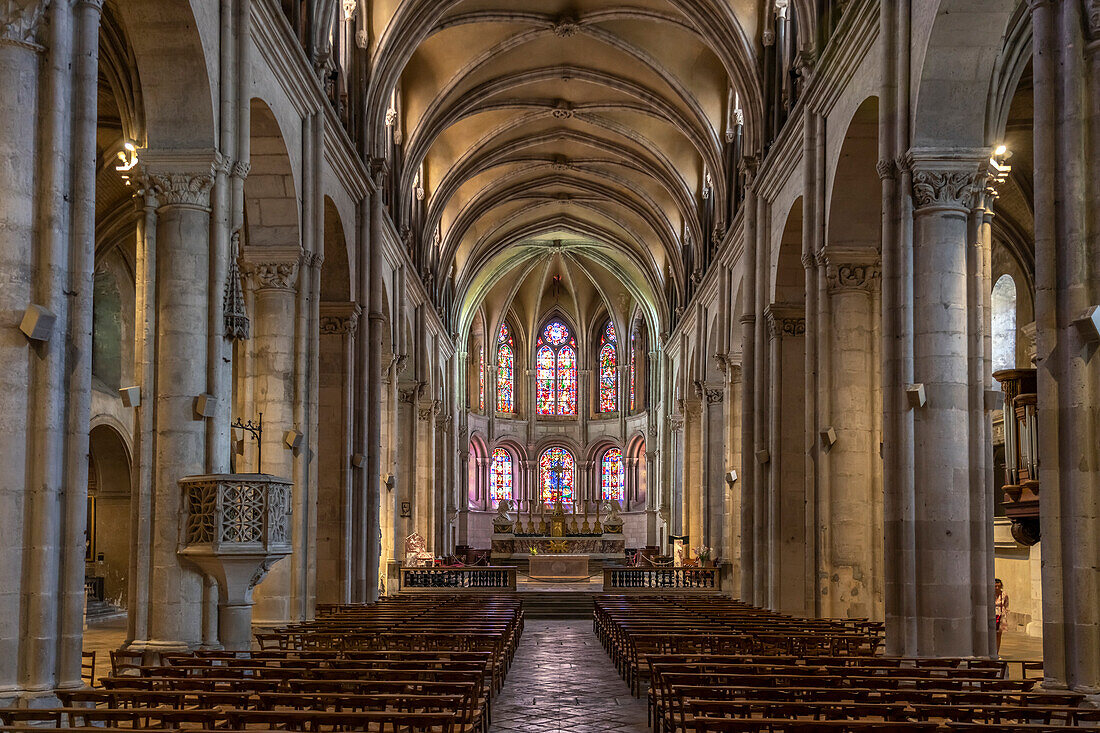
520, 591, 598, 620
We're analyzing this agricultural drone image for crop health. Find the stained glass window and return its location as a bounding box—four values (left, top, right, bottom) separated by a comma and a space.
478, 343, 485, 412
601, 448, 625, 502
535, 320, 577, 415
497, 323, 514, 413
490, 448, 512, 503
599, 321, 617, 412
539, 447, 575, 507
629, 331, 636, 411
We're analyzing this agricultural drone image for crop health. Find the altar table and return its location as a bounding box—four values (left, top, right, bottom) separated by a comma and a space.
527, 554, 590, 581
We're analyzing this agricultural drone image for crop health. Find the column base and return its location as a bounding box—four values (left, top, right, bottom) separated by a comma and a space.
126, 639, 193, 655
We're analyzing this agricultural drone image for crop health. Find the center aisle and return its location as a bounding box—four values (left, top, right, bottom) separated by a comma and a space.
491, 620, 649, 733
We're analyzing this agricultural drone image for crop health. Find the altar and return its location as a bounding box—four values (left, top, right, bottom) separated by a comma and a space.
489, 498, 627, 562
527, 554, 590, 581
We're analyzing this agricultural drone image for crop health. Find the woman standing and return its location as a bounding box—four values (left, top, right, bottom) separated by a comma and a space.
995, 578, 1010, 654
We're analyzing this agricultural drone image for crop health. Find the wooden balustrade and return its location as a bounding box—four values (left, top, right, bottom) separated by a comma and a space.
399, 565, 518, 593
603, 565, 721, 593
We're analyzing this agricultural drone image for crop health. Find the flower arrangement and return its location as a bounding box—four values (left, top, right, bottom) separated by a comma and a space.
693, 546, 712, 565
528, 546, 539, 555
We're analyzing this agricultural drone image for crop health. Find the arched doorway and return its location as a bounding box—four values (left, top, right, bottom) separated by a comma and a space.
87, 424, 132, 615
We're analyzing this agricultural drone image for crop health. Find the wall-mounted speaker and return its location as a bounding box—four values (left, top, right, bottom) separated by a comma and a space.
905, 383, 927, 409
119, 386, 141, 408
820, 427, 837, 450
20, 304, 56, 342
1072, 306, 1100, 344
284, 429, 303, 450
754, 449, 770, 465
194, 393, 216, 418
351, 453, 366, 468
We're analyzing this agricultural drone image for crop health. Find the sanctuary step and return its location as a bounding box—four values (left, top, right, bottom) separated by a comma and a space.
520, 591, 598, 620
85, 598, 126, 622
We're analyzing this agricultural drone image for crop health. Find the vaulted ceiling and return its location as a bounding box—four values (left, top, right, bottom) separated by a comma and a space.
365, 0, 763, 340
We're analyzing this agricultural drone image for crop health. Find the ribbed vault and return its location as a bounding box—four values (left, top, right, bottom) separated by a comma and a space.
366, 0, 762, 339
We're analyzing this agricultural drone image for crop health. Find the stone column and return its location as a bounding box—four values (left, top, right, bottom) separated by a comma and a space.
906, 152, 988, 656
704, 384, 725, 556
1031, 0, 1100, 694
668, 413, 684, 537
139, 154, 216, 652
821, 254, 883, 620
726, 364, 743, 591
415, 398, 437, 548
317, 303, 359, 604
245, 250, 301, 625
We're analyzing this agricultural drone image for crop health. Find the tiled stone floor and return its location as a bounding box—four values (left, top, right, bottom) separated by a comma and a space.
491, 620, 648, 733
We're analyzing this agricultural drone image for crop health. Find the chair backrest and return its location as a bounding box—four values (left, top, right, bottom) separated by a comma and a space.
81, 651, 96, 687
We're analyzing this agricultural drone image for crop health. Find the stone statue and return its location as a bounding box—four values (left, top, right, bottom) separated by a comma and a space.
602, 499, 624, 533
492, 499, 514, 533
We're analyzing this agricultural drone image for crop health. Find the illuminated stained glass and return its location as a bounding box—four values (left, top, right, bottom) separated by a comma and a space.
558, 345, 577, 415
599, 320, 617, 412
497, 345, 514, 413
544, 321, 569, 345
536, 320, 577, 415
601, 448, 625, 502
490, 448, 512, 503
539, 447, 575, 506
629, 331, 636, 411
536, 345, 555, 415
477, 343, 485, 412
499, 322, 510, 342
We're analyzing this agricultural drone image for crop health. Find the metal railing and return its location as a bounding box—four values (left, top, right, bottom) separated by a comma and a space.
603, 566, 721, 593
399, 566, 518, 593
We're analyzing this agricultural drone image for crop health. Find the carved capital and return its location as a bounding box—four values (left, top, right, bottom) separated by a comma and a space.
826, 260, 881, 293
1, 0, 49, 48
876, 158, 897, 181
319, 303, 361, 336
1087, 0, 1100, 40
141, 171, 215, 210
232, 161, 251, 180
909, 165, 986, 211
765, 304, 805, 339
668, 414, 684, 432
705, 388, 724, 404
397, 384, 420, 404
244, 254, 302, 293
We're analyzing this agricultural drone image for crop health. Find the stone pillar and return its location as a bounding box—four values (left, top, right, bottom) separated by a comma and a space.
821, 255, 883, 620
726, 364, 743, 591
765, 306, 809, 616
1030, 0, 1100, 694
139, 154, 216, 652
0, 0, 77, 702
415, 398, 436, 548
906, 152, 989, 656
668, 413, 684, 537
704, 383, 725, 556
317, 303, 359, 604
245, 251, 301, 625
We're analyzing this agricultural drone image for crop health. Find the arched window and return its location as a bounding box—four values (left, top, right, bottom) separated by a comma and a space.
992, 275, 1017, 373
539, 446, 575, 506
478, 342, 485, 412
536, 320, 577, 415
489, 448, 513, 503
601, 448, 625, 502
629, 330, 637, 412
599, 321, 617, 412
497, 323, 514, 413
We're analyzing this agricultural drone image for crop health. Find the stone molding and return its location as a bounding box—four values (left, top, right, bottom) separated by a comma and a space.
667, 414, 684, 432
553, 16, 580, 37
0, 0, 49, 47
876, 158, 897, 181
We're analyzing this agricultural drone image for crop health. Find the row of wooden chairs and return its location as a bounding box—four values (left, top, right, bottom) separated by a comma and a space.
594, 595, 1092, 733
2, 594, 524, 733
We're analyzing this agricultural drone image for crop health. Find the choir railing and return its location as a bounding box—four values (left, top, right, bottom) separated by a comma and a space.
399, 566, 518, 593
603, 566, 722, 593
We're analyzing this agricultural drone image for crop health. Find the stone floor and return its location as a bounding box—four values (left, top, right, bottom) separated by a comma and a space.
491, 620, 648, 733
